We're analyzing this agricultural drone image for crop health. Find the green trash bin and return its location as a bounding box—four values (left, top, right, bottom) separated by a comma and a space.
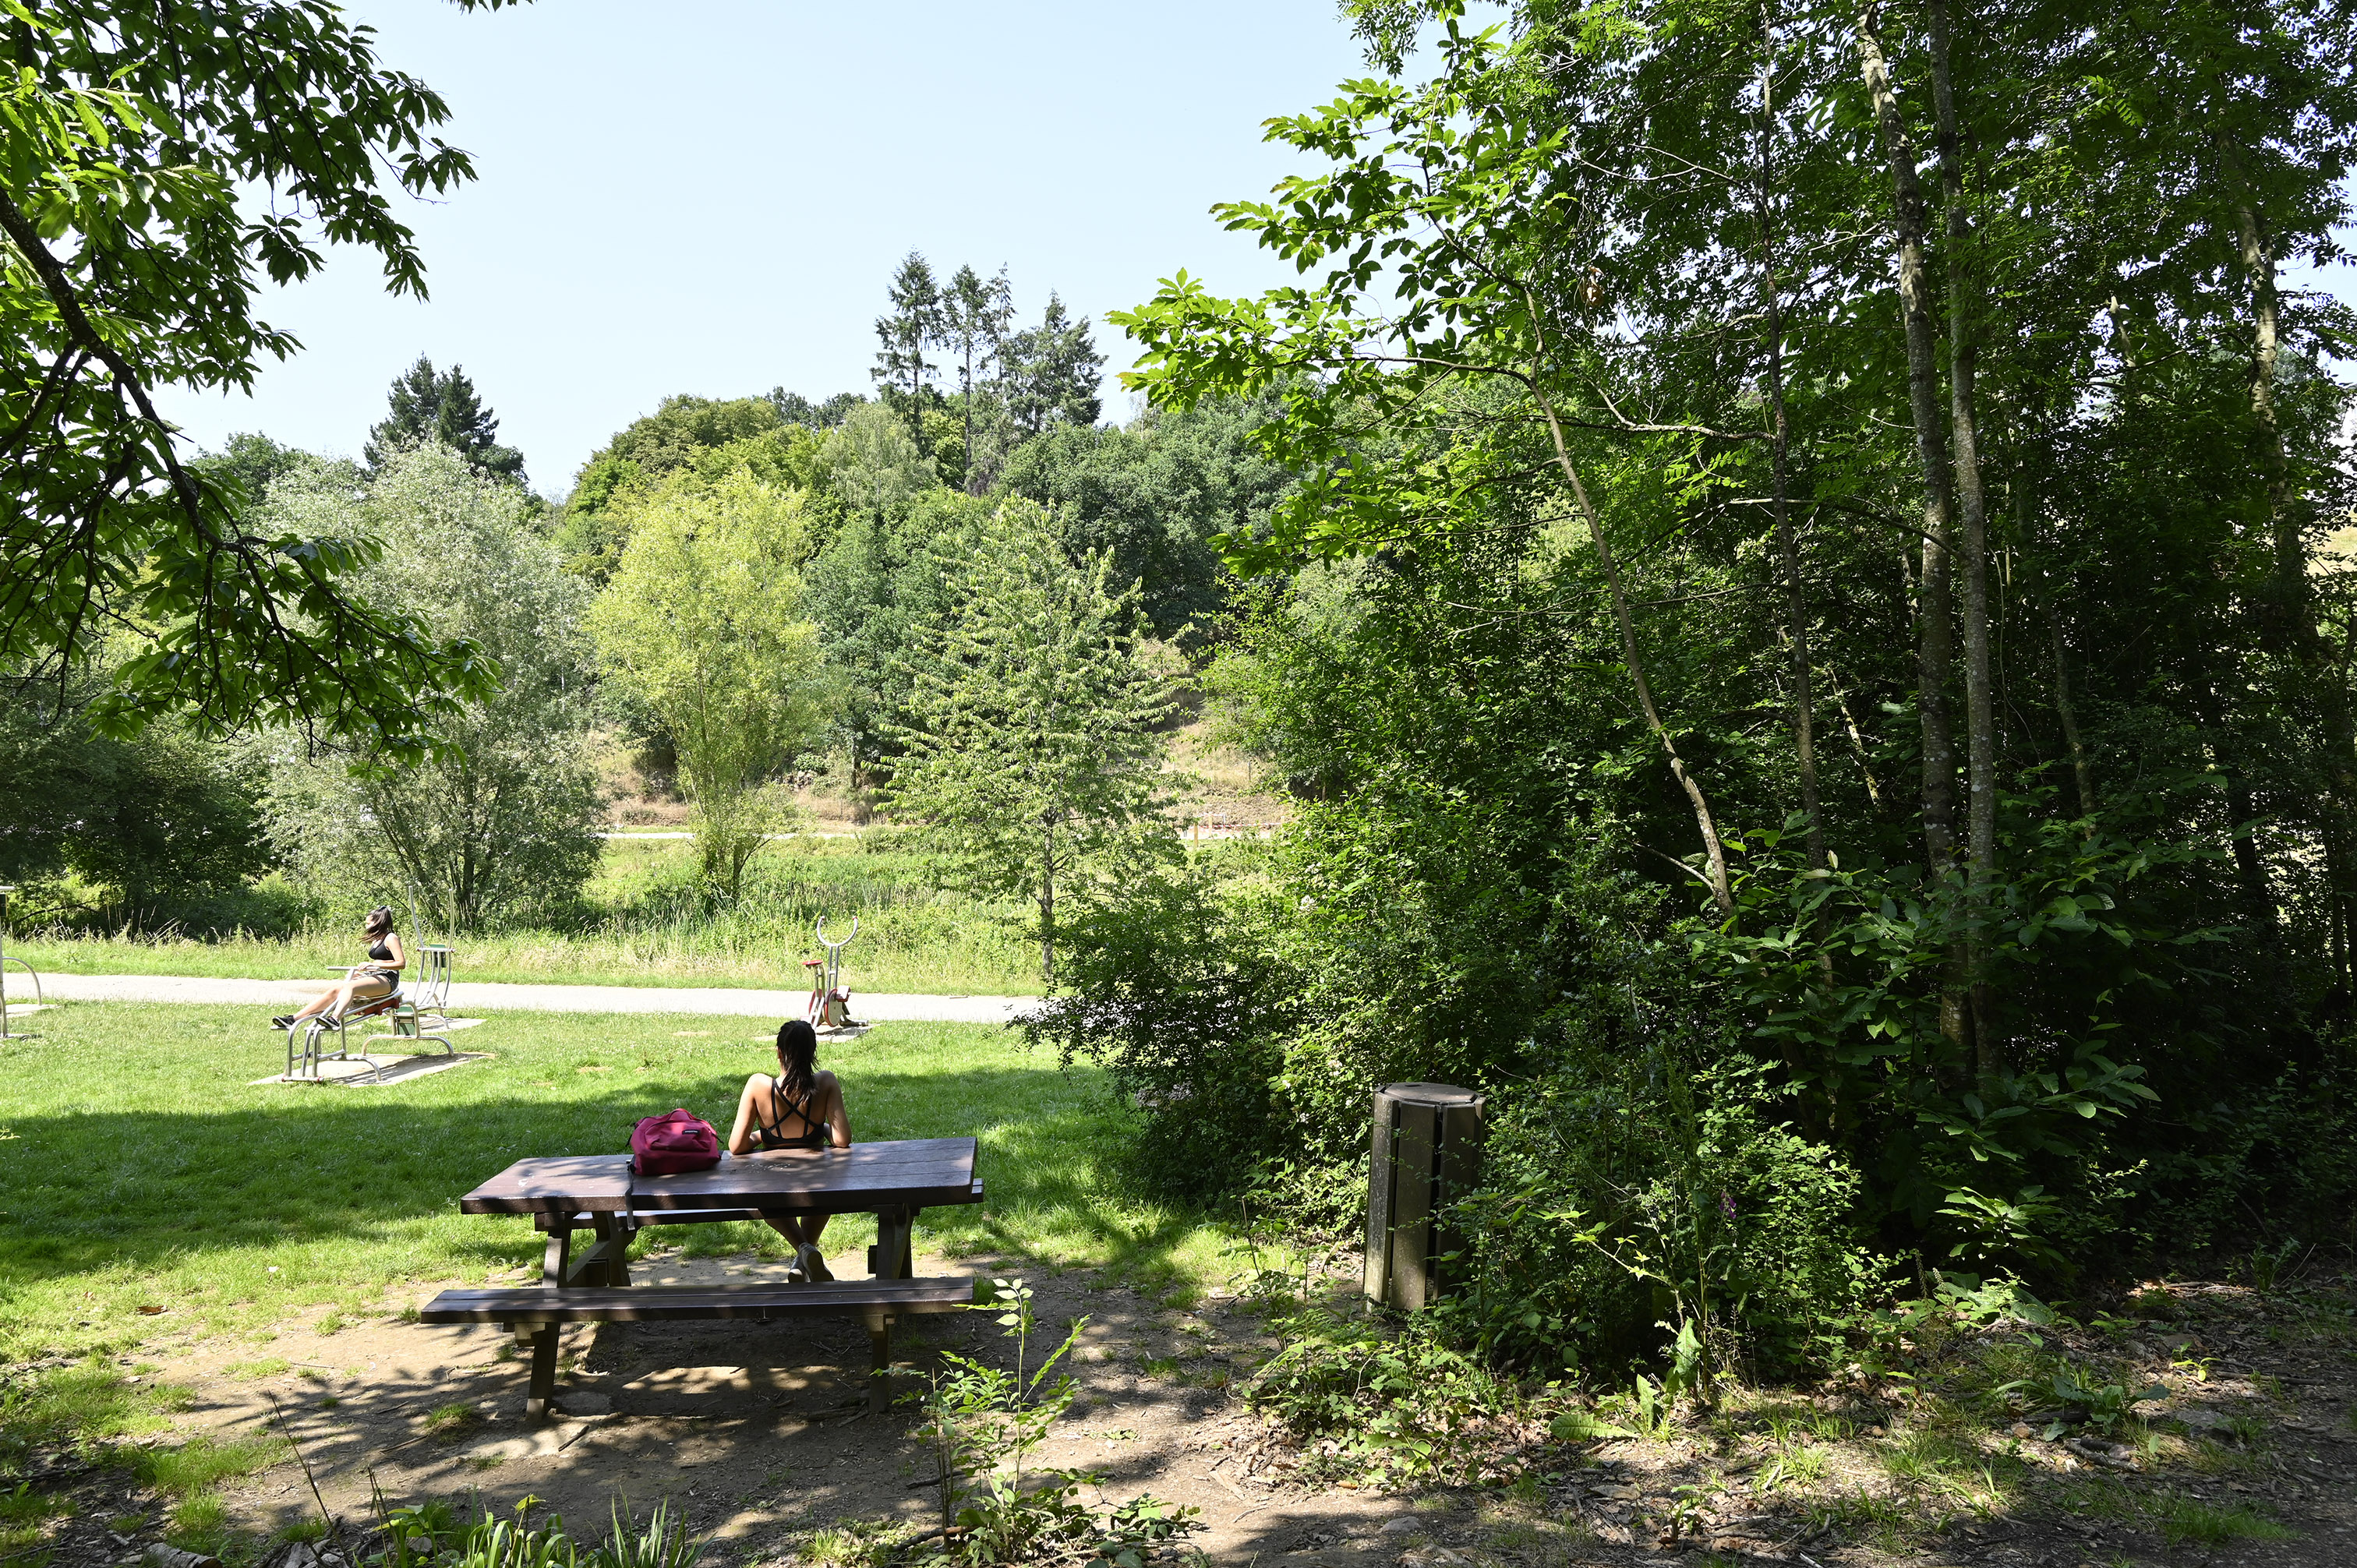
1363, 1082, 1486, 1312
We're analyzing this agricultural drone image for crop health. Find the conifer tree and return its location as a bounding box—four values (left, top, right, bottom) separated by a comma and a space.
364, 355, 526, 483
1003, 294, 1105, 435
886, 499, 1174, 983
872, 252, 945, 418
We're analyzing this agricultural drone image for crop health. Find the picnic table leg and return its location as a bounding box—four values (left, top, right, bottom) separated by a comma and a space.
868, 1207, 913, 1280
521, 1323, 560, 1424
542, 1217, 573, 1287
862, 1304, 892, 1414
591, 1211, 631, 1287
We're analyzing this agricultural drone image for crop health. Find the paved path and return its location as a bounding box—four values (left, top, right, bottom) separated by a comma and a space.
33, 973, 1038, 1025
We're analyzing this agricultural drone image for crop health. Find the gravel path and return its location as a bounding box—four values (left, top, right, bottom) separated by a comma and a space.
32, 971, 1038, 1024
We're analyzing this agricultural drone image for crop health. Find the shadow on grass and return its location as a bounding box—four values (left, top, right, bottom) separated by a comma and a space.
0, 1069, 1217, 1312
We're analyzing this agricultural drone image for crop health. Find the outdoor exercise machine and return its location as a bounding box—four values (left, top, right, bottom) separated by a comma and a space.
0, 885, 43, 1042
282, 943, 457, 1081
805, 916, 861, 1032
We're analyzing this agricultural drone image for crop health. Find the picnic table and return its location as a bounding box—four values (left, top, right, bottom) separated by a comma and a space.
419, 1138, 984, 1419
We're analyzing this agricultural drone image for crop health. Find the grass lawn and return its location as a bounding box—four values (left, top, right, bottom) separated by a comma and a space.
15, 838, 1039, 995
0, 1002, 1247, 1368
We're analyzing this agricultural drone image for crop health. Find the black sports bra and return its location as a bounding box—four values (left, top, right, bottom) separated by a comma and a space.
757, 1075, 827, 1150
367, 939, 393, 962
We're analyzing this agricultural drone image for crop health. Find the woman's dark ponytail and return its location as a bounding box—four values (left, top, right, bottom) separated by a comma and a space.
775, 1019, 818, 1102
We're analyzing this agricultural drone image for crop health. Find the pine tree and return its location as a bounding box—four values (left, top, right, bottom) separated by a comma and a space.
940, 264, 1014, 486
1002, 294, 1105, 436
364, 355, 526, 483
886, 499, 1174, 984
871, 252, 944, 417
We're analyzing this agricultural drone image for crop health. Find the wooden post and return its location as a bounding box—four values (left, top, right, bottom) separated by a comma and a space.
521, 1323, 559, 1423
863, 1305, 893, 1414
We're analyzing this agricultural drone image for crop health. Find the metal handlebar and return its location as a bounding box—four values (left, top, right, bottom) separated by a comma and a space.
815, 916, 858, 948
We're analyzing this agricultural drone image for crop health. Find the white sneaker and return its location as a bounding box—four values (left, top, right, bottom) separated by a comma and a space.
799, 1244, 834, 1283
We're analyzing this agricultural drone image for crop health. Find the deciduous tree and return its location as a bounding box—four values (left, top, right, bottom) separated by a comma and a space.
588, 470, 829, 900
0, 0, 514, 750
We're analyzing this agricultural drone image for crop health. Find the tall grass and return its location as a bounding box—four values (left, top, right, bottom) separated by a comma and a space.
11, 838, 1038, 994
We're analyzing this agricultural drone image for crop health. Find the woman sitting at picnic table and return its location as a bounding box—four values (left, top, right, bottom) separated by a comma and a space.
272, 906, 405, 1031
726, 1019, 853, 1283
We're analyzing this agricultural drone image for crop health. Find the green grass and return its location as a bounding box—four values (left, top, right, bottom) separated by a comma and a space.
0, 1002, 1254, 1363
2153, 1494, 2296, 1548
13, 837, 1038, 994
130, 1433, 286, 1499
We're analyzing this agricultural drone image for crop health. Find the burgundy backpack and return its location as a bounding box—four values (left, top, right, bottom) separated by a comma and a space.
631, 1108, 721, 1176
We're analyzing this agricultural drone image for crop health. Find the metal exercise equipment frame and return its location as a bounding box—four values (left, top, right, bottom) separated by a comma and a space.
284, 945, 456, 1081
805, 916, 860, 1030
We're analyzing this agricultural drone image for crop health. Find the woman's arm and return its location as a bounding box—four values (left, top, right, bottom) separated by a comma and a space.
725, 1075, 763, 1156
820, 1071, 852, 1149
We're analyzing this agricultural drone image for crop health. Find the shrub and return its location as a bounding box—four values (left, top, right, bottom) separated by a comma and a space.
1027, 860, 1295, 1202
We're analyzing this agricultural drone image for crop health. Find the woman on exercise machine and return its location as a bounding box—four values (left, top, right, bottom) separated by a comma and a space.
273, 906, 405, 1030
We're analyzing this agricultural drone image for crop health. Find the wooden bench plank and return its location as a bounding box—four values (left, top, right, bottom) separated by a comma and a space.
420, 1277, 978, 1323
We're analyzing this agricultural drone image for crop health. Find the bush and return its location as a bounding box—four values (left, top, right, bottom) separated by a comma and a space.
1464, 1047, 1882, 1382
1026, 858, 1296, 1203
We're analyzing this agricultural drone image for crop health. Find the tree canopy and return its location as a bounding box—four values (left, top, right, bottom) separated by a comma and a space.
363, 354, 526, 484
0, 0, 514, 754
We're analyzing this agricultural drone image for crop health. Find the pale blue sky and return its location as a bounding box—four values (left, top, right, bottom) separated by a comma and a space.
157, 0, 1395, 497
158, 2, 2352, 497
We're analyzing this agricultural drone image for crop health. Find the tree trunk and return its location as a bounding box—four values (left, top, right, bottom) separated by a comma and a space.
1926, 0, 1998, 1079
2012, 434, 2094, 817
2239, 196, 2355, 981
1040, 817, 1057, 987
1754, 21, 1826, 878
1557, 450, 1736, 917
1858, 1, 1966, 1058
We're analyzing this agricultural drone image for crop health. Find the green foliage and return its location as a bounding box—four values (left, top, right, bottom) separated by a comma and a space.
557, 397, 831, 584
260, 447, 604, 931
994, 393, 1292, 644
1242, 1302, 1537, 1485
191, 433, 316, 507
887, 500, 1176, 982
1028, 859, 1296, 1202
1000, 293, 1106, 439
1, 0, 507, 747
365, 355, 525, 484
913, 1278, 1198, 1568
802, 489, 990, 790
589, 468, 829, 900
815, 401, 936, 525
0, 685, 273, 931
1081, 0, 2357, 1387
1988, 1362, 2166, 1441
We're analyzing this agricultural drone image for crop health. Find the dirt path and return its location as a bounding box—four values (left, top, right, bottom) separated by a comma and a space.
19, 1262, 2357, 1567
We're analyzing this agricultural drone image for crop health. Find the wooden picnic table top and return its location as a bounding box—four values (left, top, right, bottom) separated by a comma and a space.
458, 1135, 981, 1216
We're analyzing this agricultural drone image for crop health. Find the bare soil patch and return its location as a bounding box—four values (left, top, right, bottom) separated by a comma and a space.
16, 1261, 2357, 1568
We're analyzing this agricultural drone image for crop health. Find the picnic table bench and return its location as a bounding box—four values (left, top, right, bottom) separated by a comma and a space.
419, 1137, 984, 1419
